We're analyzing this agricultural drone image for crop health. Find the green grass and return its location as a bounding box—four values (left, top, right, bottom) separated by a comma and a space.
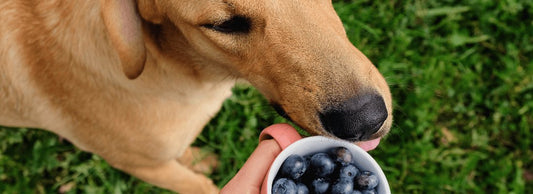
1, 0, 532, 193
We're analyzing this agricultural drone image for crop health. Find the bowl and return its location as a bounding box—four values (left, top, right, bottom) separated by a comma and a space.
260, 125, 390, 194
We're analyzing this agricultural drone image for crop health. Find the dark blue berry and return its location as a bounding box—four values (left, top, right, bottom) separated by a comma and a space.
351, 190, 363, 194
331, 178, 354, 194
331, 147, 353, 164
296, 183, 309, 194
309, 153, 336, 177
273, 178, 298, 194
281, 155, 308, 180
339, 164, 359, 180
355, 171, 379, 190
361, 189, 377, 194
311, 178, 330, 194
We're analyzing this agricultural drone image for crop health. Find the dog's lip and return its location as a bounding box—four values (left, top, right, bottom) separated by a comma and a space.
356, 137, 381, 151
322, 131, 382, 151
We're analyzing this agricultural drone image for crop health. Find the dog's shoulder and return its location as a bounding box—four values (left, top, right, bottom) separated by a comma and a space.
0, 0, 108, 127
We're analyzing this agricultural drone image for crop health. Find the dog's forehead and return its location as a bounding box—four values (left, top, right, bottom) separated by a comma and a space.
216, 0, 329, 16
215, 0, 264, 18
165, 0, 335, 27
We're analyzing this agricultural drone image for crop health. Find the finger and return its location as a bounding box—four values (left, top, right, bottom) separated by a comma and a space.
221, 139, 281, 194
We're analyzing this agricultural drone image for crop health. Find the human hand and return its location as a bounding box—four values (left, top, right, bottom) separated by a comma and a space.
221, 123, 382, 194
221, 123, 300, 194
220, 138, 281, 194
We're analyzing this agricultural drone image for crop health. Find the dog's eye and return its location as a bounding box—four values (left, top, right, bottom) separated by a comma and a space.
202, 16, 251, 34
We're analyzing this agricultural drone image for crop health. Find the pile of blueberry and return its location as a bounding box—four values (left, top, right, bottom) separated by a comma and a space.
272, 147, 380, 194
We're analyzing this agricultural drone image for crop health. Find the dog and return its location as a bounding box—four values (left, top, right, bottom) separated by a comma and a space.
0, 0, 393, 193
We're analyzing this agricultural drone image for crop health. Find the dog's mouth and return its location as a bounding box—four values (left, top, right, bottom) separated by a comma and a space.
270, 93, 388, 145
271, 103, 294, 123
271, 100, 383, 151
356, 137, 382, 151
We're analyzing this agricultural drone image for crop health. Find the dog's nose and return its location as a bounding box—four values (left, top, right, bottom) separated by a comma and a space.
319, 93, 388, 141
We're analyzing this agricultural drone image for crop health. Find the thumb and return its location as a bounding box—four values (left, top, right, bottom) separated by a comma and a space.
221, 139, 281, 194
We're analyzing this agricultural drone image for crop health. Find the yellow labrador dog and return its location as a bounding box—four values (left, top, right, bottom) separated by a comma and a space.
0, 0, 393, 193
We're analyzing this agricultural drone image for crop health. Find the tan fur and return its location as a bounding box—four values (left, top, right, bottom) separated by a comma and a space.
0, 0, 392, 193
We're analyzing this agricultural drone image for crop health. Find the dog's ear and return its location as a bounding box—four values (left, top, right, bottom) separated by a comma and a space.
137, 0, 164, 24
101, 0, 146, 79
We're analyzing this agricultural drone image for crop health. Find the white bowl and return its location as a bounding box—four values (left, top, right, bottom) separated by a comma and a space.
266, 136, 391, 194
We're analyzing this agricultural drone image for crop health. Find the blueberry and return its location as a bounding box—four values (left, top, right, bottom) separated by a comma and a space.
280, 155, 308, 180
331, 178, 354, 194
355, 171, 379, 190
331, 147, 353, 164
361, 189, 377, 194
309, 153, 336, 177
304, 155, 312, 167
296, 183, 309, 194
273, 178, 298, 194
339, 164, 359, 180
351, 190, 363, 194
311, 178, 330, 194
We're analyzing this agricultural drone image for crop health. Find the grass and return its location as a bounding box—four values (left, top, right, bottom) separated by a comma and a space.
1, 0, 532, 193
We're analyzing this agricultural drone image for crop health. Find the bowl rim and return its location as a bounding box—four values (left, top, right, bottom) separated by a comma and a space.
266, 136, 391, 194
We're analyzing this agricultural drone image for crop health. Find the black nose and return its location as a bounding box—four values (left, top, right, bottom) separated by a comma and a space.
319, 93, 388, 141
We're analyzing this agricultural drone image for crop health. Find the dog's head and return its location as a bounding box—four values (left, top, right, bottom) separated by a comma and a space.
102, 0, 392, 142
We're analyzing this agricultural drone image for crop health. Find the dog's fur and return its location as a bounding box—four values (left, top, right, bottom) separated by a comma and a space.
0, 0, 392, 193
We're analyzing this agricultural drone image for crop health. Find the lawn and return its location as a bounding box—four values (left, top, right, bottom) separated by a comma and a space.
1, 0, 532, 193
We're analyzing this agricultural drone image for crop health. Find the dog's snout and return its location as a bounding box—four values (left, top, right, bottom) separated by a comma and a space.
319, 93, 388, 141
